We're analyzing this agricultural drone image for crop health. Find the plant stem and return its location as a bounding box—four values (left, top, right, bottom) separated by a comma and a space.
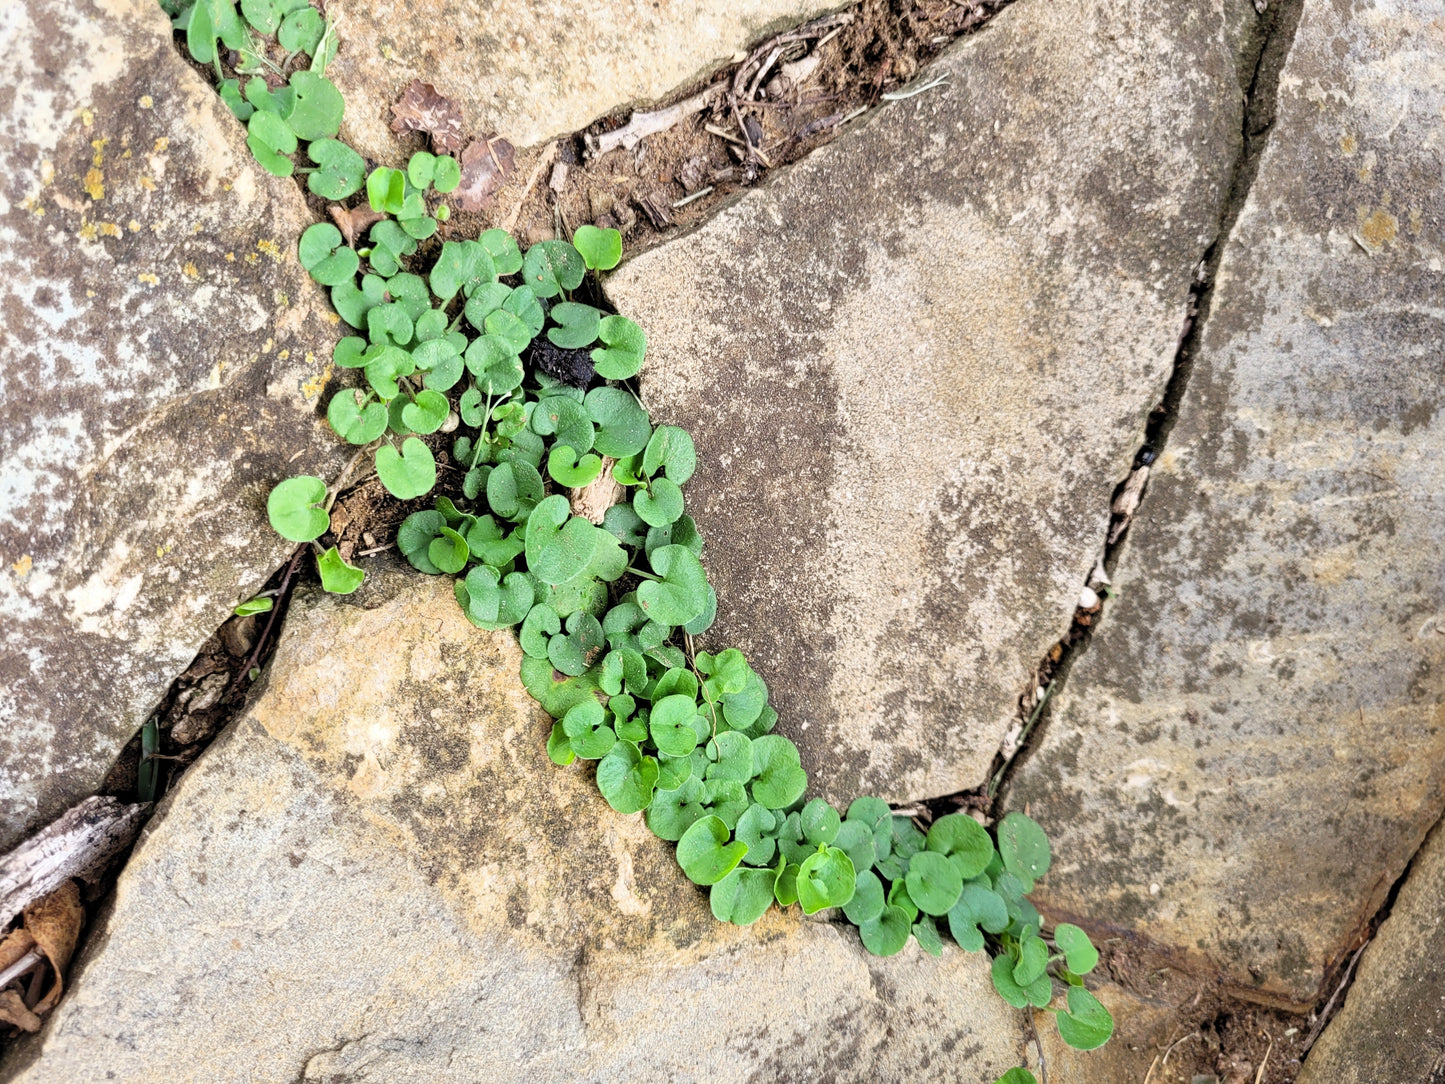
625, 566, 661, 582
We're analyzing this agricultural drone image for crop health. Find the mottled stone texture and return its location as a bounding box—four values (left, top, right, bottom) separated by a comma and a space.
605, 0, 1261, 806
5, 566, 1026, 1083
0, 0, 344, 851
1007, 0, 1445, 1006
1299, 818, 1445, 1083
329, 0, 842, 161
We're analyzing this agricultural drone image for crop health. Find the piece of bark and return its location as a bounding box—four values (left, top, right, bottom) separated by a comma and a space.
570, 459, 623, 525
585, 88, 720, 158
0, 796, 147, 927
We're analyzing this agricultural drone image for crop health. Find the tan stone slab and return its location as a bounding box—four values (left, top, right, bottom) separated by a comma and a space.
605, 0, 1262, 805
0, 0, 345, 851
329, 0, 843, 161
1298, 818, 1445, 1083
6, 565, 1026, 1082
1006, 0, 1445, 1006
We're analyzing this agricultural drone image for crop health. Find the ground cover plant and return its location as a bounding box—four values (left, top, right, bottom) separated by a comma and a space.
162, 0, 1111, 1060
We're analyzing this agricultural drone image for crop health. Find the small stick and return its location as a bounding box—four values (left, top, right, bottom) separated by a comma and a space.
1302, 942, 1368, 1054
585, 87, 719, 157
672, 186, 714, 209
705, 123, 746, 147
880, 74, 952, 101
236, 546, 306, 687
1025, 1009, 1048, 1084
1254, 1035, 1273, 1084
0, 948, 43, 990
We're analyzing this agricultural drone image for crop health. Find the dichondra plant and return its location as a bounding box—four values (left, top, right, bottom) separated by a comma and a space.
165, 0, 1113, 1057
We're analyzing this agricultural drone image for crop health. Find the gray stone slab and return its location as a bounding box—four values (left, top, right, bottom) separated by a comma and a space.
329, 0, 842, 160
0, 0, 345, 851
1299, 818, 1445, 1083
604, 0, 1262, 805
6, 565, 1026, 1083
1006, 0, 1445, 1006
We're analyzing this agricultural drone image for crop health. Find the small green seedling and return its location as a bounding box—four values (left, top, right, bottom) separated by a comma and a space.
233, 595, 274, 616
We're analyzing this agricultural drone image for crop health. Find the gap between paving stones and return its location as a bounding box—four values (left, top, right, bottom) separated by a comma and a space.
3, 0, 1027, 1045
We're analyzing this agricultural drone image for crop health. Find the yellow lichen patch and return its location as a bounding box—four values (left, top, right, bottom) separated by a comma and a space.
1358, 208, 1398, 250
1339, 132, 1357, 155
83, 167, 104, 200
91, 137, 107, 167
301, 362, 334, 401
225, 251, 236, 261
137, 272, 159, 285
97, 222, 121, 238
257, 238, 282, 261
128, 219, 141, 232
19, 197, 45, 217
11, 555, 33, 578
139, 175, 156, 191
78, 107, 94, 127
244, 252, 259, 264
153, 137, 169, 154
323, 311, 340, 325
183, 261, 200, 280
139, 94, 154, 109
277, 348, 291, 360
78, 222, 98, 241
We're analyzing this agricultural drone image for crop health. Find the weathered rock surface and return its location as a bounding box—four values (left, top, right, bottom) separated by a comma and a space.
6, 566, 1026, 1082
605, 0, 1262, 805
0, 0, 344, 852
1299, 818, 1445, 1083
1007, 0, 1445, 1006
329, 0, 842, 161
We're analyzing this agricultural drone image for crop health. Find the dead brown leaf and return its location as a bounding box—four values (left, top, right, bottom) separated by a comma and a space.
329, 203, 386, 248
390, 80, 466, 153
453, 136, 517, 212
0, 990, 40, 1033
22, 879, 83, 1013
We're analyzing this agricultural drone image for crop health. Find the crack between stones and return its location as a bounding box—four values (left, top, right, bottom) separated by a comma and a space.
972, 0, 1310, 819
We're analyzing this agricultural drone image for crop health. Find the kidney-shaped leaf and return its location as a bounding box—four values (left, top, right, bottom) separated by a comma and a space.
677, 815, 748, 886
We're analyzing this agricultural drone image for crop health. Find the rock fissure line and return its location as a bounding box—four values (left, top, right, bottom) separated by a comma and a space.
982, 0, 1308, 816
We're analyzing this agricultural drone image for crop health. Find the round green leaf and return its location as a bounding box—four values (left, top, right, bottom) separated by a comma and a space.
406, 150, 436, 189
278, 3, 323, 53
464, 336, 525, 396
842, 869, 885, 924
397, 510, 445, 573
749, 734, 807, 810
846, 797, 894, 863
650, 694, 701, 757
905, 850, 963, 916
561, 700, 616, 759
637, 544, 707, 626
774, 861, 800, 907
427, 526, 469, 574
532, 396, 595, 455
859, 904, 912, 956
519, 603, 561, 658
547, 301, 602, 349
1053, 923, 1099, 976
797, 846, 856, 915
927, 813, 995, 880
597, 740, 658, 813
913, 917, 944, 956
525, 496, 600, 586
326, 388, 387, 445
642, 424, 696, 484
487, 459, 545, 522
734, 803, 778, 866
947, 884, 1010, 951
704, 731, 753, 784
710, 867, 776, 926
546, 721, 575, 766
647, 776, 706, 841
521, 239, 585, 299
833, 820, 876, 877
572, 224, 622, 271
283, 71, 343, 141
267, 476, 328, 542
457, 566, 534, 629
585, 386, 652, 458
397, 389, 448, 435
315, 545, 364, 594
676, 815, 748, 886
634, 477, 684, 528
801, 798, 841, 847
591, 314, 646, 379
991, 953, 1030, 1009
1056, 987, 1114, 1051
998, 811, 1052, 890
306, 138, 365, 199
998, 1070, 1039, 1084
432, 154, 461, 193
547, 445, 602, 488
375, 438, 436, 499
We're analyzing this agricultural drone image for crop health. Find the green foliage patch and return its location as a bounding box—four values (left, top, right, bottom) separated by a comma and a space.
164, 2, 1112, 1058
